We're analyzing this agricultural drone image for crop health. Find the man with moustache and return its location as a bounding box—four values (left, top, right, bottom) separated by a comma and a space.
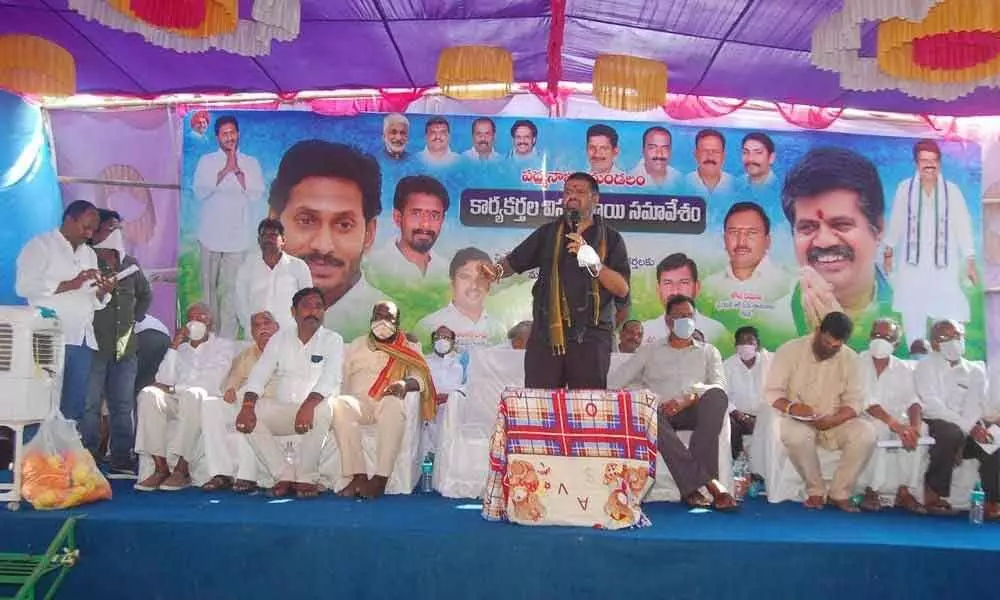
463, 117, 500, 162
641, 253, 730, 356
686, 129, 734, 196
507, 119, 539, 162
234, 218, 312, 333
332, 301, 436, 499
268, 140, 392, 344
237, 288, 343, 498
775, 147, 904, 352
367, 175, 450, 281
418, 116, 460, 168
416, 247, 506, 351
883, 139, 977, 345
617, 319, 643, 354
193, 115, 265, 338
766, 311, 876, 512
738, 132, 779, 198
478, 173, 631, 389
703, 202, 789, 327
585, 124, 623, 175
630, 126, 683, 190
382, 113, 410, 161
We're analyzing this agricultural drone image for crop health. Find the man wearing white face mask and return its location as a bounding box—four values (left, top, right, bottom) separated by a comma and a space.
135, 303, 239, 491
723, 326, 771, 469
332, 301, 437, 499
609, 295, 738, 511
856, 319, 927, 514
916, 319, 1000, 519
422, 326, 467, 456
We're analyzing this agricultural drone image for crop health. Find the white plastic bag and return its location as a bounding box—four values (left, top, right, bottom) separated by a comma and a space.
20, 414, 112, 510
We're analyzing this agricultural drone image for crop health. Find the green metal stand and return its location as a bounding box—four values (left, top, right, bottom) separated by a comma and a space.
0, 517, 81, 600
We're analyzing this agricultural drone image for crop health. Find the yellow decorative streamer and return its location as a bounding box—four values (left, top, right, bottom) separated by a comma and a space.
877, 0, 1000, 84
107, 0, 239, 38
0, 35, 76, 97
436, 46, 514, 100
592, 54, 667, 112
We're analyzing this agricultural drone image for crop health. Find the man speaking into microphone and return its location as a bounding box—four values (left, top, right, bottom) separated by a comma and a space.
480, 172, 631, 389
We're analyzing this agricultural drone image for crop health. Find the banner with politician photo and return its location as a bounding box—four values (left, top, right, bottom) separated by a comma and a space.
179, 111, 985, 360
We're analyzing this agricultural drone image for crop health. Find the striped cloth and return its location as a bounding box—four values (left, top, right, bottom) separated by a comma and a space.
482, 387, 658, 529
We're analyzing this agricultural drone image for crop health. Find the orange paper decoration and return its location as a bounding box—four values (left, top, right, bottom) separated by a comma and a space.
108, 0, 238, 38
0, 35, 76, 97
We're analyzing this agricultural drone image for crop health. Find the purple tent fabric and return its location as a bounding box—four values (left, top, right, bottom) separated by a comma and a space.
4, 0, 1000, 115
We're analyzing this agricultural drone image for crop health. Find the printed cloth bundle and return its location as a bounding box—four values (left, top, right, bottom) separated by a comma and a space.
482, 387, 658, 529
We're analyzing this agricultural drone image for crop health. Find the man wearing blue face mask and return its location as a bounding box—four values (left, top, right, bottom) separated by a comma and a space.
609, 295, 738, 511
909, 338, 930, 363
916, 319, 999, 519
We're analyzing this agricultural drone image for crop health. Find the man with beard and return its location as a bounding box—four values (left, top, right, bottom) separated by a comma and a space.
686, 129, 734, 197
418, 116, 459, 168
367, 175, 450, 281
234, 218, 312, 333
585, 124, 622, 175
883, 139, 977, 345
236, 288, 343, 498
268, 140, 392, 344
193, 115, 265, 338
416, 247, 506, 351
382, 113, 410, 161
463, 117, 500, 162
774, 147, 903, 353
630, 126, 683, 190
507, 119, 539, 162
617, 319, 643, 354
737, 132, 779, 199
332, 301, 436, 499
478, 173, 631, 389
766, 311, 875, 512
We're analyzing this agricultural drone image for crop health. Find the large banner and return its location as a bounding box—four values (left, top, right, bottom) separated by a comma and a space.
180, 111, 986, 359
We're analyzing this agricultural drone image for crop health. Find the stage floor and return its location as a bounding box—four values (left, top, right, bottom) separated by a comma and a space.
2, 480, 999, 600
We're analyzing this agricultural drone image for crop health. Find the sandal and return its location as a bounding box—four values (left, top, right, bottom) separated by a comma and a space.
233, 479, 257, 494
201, 475, 232, 492
267, 480, 294, 498
804, 495, 825, 510
295, 483, 321, 498
829, 498, 860, 513
925, 498, 958, 516
894, 489, 927, 515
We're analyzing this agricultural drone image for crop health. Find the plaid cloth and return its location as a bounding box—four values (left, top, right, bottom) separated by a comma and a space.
482, 387, 658, 526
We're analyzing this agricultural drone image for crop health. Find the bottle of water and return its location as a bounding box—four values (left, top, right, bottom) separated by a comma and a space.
970, 483, 986, 525
420, 453, 434, 494
732, 451, 750, 501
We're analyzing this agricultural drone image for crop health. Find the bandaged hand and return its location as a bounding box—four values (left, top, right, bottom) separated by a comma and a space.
799, 266, 842, 328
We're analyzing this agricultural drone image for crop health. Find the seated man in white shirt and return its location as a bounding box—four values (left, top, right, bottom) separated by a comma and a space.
609, 295, 738, 511
135, 303, 239, 491
423, 326, 467, 455
333, 301, 436, 500
724, 326, 770, 465
235, 288, 343, 499
15, 200, 114, 423
918, 319, 1000, 519
200, 311, 279, 493
234, 218, 312, 333
857, 318, 926, 514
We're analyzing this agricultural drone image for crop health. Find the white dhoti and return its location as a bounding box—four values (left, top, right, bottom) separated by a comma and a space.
858, 420, 928, 496
201, 396, 258, 482
135, 386, 207, 461
243, 398, 332, 486
330, 394, 406, 479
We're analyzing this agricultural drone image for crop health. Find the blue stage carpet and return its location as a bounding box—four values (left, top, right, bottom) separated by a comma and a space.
1, 480, 999, 600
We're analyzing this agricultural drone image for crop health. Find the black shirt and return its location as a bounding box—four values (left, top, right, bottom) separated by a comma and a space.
507, 215, 630, 343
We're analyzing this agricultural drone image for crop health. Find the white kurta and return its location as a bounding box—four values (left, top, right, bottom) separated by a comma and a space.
192, 149, 265, 253
856, 351, 927, 494
723, 350, 773, 478
234, 251, 313, 332
685, 170, 735, 196
415, 302, 507, 353
702, 256, 791, 320
915, 352, 989, 434
885, 176, 975, 340
15, 229, 109, 348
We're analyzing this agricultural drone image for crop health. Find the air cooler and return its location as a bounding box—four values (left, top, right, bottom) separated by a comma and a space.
0, 306, 63, 510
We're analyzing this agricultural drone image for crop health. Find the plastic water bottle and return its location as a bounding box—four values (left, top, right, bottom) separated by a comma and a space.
732, 452, 750, 501
970, 484, 986, 525
420, 453, 434, 494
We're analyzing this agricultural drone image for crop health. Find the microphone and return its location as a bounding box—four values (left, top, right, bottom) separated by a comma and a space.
567, 208, 581, 233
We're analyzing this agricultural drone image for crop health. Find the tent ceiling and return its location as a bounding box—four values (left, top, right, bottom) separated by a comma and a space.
4, 0, 1000, 116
